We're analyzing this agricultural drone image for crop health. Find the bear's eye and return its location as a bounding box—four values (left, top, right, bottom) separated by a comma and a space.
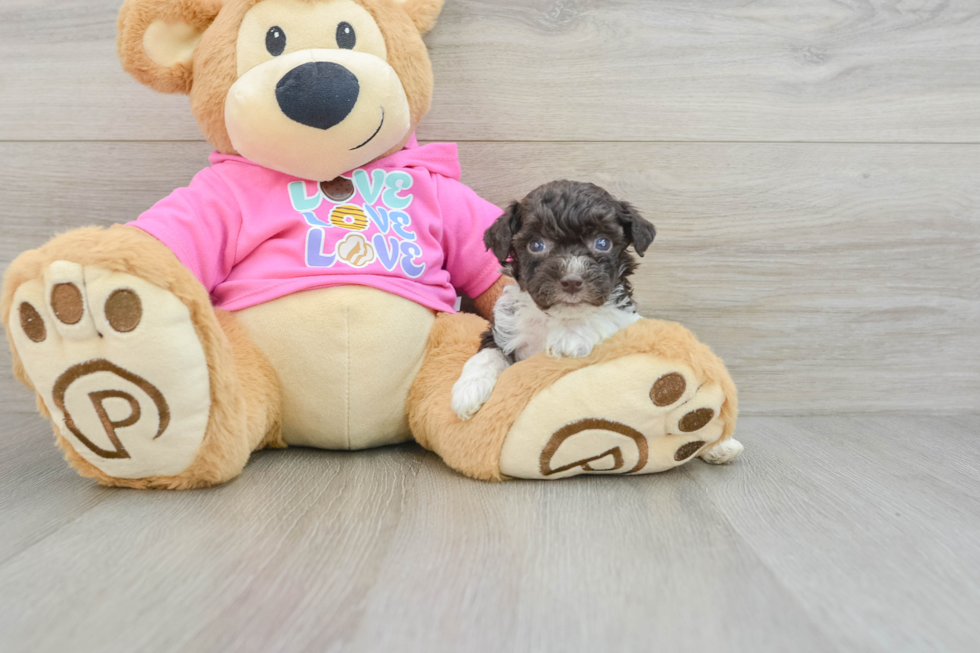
266, 26, 286, 56
337, 22, 356, 49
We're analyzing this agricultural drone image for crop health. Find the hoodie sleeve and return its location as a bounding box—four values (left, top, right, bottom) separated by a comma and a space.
127, 165, 242, 294
434, 174, 504, 299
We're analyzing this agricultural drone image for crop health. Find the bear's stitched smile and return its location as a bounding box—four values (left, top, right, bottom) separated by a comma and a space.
351, 107, 385, 151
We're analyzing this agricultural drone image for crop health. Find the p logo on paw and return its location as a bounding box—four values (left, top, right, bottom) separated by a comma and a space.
539, 418, 649, 476
52, 359, 170, 461
498, 354, 730, 480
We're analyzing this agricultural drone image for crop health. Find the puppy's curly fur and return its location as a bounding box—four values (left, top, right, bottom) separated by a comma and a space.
487, 180, 654, 311
451, 181, 657, 420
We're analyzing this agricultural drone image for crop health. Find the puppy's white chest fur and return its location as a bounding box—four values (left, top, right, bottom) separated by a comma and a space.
493, 284, 641, 360
450, 284, 641, 420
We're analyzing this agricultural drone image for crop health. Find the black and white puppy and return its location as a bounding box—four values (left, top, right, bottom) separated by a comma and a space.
451, 180, 657, 420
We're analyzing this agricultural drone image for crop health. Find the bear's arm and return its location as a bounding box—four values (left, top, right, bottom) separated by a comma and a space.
434, 174, 505, 315
127, 166, 243, 294
473, 276, 515, 321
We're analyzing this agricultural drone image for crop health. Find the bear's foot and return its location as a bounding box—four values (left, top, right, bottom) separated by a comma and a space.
499, 355, 738, 480
8, 261, 212, 481
408, 315, 739, 482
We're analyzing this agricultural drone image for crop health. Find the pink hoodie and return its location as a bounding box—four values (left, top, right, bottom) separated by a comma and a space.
130, 136, 503, 313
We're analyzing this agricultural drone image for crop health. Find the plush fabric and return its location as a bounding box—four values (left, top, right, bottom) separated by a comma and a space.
225, 0, 417, 179
408, 314, 738, 481
117, 0, 222, 94
10, 265, 213, 479
118, 0, 441, 161
1, 226, 283, 489
235, 285, 434, 449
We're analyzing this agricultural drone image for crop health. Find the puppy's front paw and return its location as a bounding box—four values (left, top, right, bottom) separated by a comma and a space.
451, 375, 494, 421
545, 334, 595, 359
450, 349, 509, 420
700, 438, 744, 465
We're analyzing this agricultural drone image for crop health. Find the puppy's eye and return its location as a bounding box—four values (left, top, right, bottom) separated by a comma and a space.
528, 239, 546, 253
337, 22, 356, 49
594, 237, 612, 252
266, 26, 286, 56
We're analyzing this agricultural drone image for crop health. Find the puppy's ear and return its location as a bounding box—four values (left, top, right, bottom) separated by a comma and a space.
393, 0, 445, 35
117, 0, 221, 95
484, 201, 523, 265
616, 201, 656, 257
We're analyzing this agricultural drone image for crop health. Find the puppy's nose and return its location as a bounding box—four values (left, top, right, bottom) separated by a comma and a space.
276, 62, 360, 130
560, 275, 584, 293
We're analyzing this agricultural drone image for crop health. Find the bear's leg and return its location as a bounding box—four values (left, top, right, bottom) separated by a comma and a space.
408, 314, 740, 481
2, 226, 282, 489
408, 313, 505, 479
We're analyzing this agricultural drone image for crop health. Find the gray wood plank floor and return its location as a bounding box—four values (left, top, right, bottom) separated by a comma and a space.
1, 411, 978, 652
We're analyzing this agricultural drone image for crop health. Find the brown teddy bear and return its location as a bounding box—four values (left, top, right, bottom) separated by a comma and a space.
1, 0, 741, 489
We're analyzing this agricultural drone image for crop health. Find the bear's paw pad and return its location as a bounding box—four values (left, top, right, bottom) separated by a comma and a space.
499, 354, 738, 480
9, 262, 211, 479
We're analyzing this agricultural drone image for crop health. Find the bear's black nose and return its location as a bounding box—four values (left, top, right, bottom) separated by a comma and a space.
276, 61, 360, 130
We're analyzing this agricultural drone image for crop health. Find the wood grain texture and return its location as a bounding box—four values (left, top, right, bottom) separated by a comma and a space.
0, 413, 114, 564
1, 413, 979, 652
1, 0, 979, 142
685, 415, 980, 652
339, 453, 834, 653
1, 141, 977, 414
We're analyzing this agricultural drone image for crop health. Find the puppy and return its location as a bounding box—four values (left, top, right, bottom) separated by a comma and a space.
451, 180, 657, 420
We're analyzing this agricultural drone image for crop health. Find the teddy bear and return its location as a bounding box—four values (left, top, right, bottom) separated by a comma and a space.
1, 0, 742, 489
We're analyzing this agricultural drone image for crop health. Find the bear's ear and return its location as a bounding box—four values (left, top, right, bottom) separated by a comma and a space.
393, 0, 445, 35
117, 0, 222, 95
